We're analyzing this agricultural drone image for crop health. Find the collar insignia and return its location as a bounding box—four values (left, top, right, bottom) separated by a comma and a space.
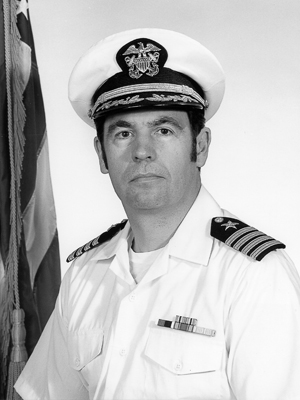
117, 38, 168, 80
211, 217, 286, 261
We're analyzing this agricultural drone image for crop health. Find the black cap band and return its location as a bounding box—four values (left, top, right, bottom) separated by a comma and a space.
90, 68, 208, 120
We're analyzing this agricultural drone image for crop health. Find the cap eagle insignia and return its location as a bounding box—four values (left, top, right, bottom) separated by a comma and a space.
211, 217, 285, 261
123, 42, 161, 79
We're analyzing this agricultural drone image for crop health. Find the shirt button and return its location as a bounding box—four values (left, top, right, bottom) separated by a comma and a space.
174, 360, 182, 372
119, 348, 127, 357
129, 293, 136, 302
74, 357, 80, 367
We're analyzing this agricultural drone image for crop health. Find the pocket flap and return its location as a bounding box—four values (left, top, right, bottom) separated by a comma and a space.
145, 326, 223, 375
67, 329, 104, 370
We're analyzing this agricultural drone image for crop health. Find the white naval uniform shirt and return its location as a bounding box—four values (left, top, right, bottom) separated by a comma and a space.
15, 186, 300, 400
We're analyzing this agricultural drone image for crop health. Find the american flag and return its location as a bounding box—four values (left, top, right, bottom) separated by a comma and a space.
0, 0, 61, 396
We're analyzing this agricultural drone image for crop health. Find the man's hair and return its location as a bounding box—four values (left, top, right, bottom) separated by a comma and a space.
94, 108, 206, 169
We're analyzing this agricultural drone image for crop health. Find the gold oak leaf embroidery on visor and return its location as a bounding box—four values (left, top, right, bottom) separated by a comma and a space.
98, 95, 144, 111
89, 83, 208, 119
146, 94, 199, 104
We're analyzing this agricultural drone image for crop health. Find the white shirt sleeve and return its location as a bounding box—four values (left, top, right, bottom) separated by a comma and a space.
14, 268, 89, 400
226, 250, 300, 399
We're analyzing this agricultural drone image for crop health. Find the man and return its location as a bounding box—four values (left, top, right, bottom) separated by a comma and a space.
15, 28, 300, 399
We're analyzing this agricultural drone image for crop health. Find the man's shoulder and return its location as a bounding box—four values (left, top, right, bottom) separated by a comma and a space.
66, 219, 128, 263
66, 215, 286, 264
210, 216, 285, 262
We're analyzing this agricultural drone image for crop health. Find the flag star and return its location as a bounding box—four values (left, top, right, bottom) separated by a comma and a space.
221, 220, 239, 230
17, 0, 29, 19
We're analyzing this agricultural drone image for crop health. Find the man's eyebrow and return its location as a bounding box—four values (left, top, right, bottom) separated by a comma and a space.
107, 120, 133, 134
106, 116, 184, 134
147, 116, 184, 130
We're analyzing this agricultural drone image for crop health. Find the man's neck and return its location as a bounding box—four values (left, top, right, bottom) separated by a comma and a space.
126, 187, 201, 253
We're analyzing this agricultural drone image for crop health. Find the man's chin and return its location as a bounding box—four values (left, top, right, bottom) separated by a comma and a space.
125, 192, 168, 212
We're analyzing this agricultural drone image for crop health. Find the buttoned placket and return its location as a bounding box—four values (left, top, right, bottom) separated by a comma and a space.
103, 247, 170, 399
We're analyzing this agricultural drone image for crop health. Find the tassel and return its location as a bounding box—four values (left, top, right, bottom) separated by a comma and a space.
6, 309, 28, 400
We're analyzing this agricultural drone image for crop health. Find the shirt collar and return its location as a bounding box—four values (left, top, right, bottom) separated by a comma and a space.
91, 185, 222, 267
90, 221, 131, 261
169, 185, 222, 266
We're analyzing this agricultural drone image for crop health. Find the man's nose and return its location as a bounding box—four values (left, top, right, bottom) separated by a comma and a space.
132, 134, 156, 162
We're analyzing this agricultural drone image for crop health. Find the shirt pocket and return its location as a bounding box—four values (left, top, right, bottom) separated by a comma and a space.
145, 326, 223, 374
144, 326, 224, 399
67, 329, 104, 371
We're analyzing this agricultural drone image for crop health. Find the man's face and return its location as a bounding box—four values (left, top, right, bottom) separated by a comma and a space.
94, 109, 209, 214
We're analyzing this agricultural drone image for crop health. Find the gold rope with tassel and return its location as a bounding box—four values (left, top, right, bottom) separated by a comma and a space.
6, 310, 28, 400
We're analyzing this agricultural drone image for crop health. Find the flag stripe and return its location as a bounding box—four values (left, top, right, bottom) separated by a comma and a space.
20, 61, 46, 211
23, 134, 58, 286
34, 230, 61, 329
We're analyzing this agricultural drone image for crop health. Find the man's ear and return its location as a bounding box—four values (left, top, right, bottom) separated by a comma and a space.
196, 127, 211, 168
94, 136, 109, 174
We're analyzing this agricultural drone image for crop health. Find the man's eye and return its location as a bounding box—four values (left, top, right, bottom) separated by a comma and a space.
157, 128, 173, 135
115, 131, 132, 139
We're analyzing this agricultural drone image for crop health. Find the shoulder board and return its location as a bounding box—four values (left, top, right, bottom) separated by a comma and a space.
66, 219, 128, 263
210, 217, 285, 261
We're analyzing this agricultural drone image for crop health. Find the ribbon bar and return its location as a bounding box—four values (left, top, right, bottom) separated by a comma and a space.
157, 315, 216, 337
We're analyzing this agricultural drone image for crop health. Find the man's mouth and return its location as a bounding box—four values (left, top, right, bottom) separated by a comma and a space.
130, 173, 163, 183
